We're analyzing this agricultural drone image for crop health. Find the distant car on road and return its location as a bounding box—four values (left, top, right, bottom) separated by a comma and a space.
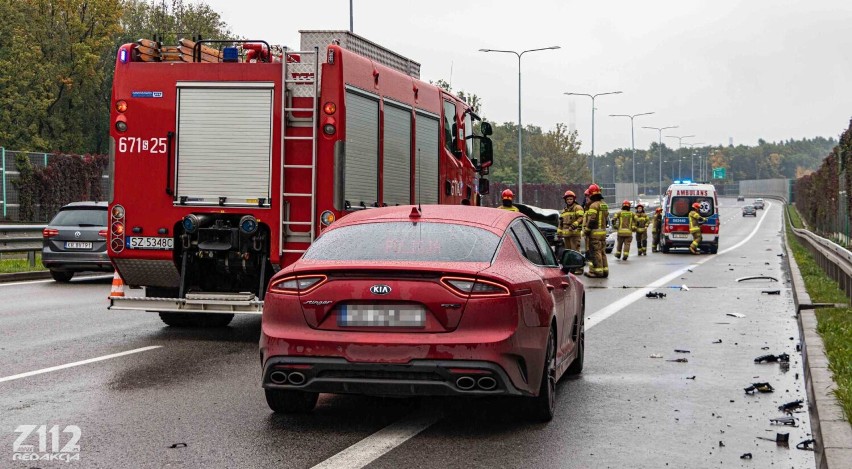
737, 195, 745, 202
260, 205, 587, 422
41, 201, 112, 282
753, 198, 765, 209
742, 205, 757, 217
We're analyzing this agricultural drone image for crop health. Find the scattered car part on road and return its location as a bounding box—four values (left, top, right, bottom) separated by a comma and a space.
740, 452, 753, 459
754, 353, 790, 363
778, 400, 804, 413
674, 349, 690, 353
727, 313, 746, 318
796, 439, 816, 451
646, 291, 666, 299
744, 382, 774, 393
770, 416, 797, 426
762, 290, 781, 295
736, 276, 778, 282
667, 358, 688, 363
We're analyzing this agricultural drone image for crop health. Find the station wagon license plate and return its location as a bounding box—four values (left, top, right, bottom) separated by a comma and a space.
127, 237, 174, 250
64, 242, 92, 249
338, 304, 425, 327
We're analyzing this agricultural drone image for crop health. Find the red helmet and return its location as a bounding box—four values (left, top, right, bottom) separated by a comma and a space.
622, 200, 631, 207
587, 184, 601, 195
563, 190, 576, 199
655, 207, 663, 213
584, 188, 590, 196
692, 202, 701, 209
501, 189, 514, 200
636, 203, 644, 209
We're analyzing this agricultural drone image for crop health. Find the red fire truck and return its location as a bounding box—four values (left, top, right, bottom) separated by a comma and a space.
107, 31, 493, 326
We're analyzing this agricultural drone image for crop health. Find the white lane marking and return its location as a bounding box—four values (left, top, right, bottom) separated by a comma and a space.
0, 279, 54, 287
0, 274, 114, 288
310, 412, 442, 469
0, 346, 162, 383
309, 202, 776, 469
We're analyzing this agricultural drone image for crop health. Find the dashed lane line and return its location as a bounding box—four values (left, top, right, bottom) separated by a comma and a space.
0, 346, 163, 383
310, 203, 774, 469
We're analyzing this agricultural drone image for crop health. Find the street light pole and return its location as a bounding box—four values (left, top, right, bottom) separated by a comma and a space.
610, 112, 654, 204
480, 46, 560, 203
665, 135, 695, 180
642, 125, 678, 205
685, 142, 705, 180
564, 91, 622, 183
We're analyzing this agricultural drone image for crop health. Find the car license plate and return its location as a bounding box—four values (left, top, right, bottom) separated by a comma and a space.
64, 242, 92, 249
338, 304, 425, 327
127, 237, 174, 250
672, 233, 688, 239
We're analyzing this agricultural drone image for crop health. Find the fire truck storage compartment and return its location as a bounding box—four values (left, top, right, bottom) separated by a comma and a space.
382, 102, 412, 206
175, 83, 273, 206
415, 111, 440, 204
344, 90, 379, 207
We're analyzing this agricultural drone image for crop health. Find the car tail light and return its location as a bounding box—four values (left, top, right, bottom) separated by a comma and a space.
268, 275, 327, 295
98, 229, 108, 238
441, 276, 510, 297
43, 228, 59, 238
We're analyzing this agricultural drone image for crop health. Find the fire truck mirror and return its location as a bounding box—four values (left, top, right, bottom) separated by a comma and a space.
478, 178, 490, 196
480, 122, 493, 136
479, 138, 493, 170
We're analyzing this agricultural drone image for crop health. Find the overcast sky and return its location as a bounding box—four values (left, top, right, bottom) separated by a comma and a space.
202, 0, 852, 154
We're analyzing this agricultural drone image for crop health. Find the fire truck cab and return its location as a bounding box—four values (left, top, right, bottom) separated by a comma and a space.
107, 31, 493, 326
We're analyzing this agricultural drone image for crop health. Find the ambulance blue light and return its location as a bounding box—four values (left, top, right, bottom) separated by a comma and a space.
223, 47, 239, 63
119, 49, 128, 63
674, 180, 681, 184
682, 179, 692, 184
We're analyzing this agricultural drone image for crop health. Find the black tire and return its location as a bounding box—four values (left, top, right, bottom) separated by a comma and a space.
661, 243, 670, 253
710, 243, 718, 254
50, 270, 74, 282
566, 316, 585, 375
158, 312, 234, 327
265, 389, 319, 414
529, 328, 557, 422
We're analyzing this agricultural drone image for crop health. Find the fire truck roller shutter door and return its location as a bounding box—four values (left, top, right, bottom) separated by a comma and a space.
414, 111, 440, 204
175, 85, 272, 204
383, 102, 412, 206
344, 90, 379, 207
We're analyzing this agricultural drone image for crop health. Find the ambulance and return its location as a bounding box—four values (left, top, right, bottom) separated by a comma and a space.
660, 182, 720, 254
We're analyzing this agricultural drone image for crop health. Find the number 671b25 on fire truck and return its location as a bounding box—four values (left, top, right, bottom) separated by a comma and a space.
107, 31, 494, 327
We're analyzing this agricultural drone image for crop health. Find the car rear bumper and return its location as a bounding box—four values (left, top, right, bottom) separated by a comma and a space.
663, 234, 718, 247
41, 249, 113, 272
261, 357, 527, 397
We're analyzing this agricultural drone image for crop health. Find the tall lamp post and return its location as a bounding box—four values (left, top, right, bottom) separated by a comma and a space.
685, 142, 705, 180
610, 112, 654, 204
642, 125, 678, 205
480, 45, 560, 203
564, 91, 622, 183
665, 134, 695, 180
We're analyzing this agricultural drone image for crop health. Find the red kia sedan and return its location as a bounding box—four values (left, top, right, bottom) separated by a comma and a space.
260, 205, 586, 421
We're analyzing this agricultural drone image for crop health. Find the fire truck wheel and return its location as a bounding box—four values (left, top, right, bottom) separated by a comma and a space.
265, 389, 319, 414
158, 312, 234, 327
50, 270, 74, 282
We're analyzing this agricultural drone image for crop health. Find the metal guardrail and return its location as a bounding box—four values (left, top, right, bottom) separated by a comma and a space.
791, 225, 852, 304
0, 225, 46, 266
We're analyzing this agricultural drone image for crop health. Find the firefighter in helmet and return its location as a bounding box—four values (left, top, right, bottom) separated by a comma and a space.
499, 189, 519, 212
582, 184, 609, 277
651, 207, 664, 252
633, 203, 649, 256
558, 190, 584, 273
688, 202, 707, 254
582, 188, 592, 259
612, 200, 635, 261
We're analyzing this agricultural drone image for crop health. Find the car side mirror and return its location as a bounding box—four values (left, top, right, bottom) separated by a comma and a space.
560, 249, 585, 273
479, 137, 493, 170
478, 178, 490, 195
480, 121, 493, 136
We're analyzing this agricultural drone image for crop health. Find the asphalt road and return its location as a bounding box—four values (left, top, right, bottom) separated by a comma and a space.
0, 198, 816, 468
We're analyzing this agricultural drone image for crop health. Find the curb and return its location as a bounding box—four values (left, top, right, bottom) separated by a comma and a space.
0, 271, 51, 282
783, 211, 852, 469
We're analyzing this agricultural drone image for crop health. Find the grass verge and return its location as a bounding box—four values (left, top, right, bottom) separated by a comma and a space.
786, 204, 852, 421
0, 254, 46, 274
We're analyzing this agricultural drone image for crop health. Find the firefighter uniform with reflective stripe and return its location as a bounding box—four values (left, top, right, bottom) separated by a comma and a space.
633, 210, 649, 256
584, 198, 609, 277
689, 208, 707, 254
499, 205, 519, 212
558, 203, 584, 251
613, 207, 635, 260
651, 209, 663, 252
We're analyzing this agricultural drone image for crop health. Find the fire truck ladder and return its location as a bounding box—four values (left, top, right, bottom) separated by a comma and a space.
280, 46, 319, 256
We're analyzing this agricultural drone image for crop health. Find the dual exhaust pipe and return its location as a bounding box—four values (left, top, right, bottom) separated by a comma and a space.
455, 376, 497, 391
269, 370, 306, 386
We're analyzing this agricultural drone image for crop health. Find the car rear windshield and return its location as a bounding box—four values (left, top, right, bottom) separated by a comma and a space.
50, 208, 107, 227
303, 222, 500, 262
669, 196, 715, 217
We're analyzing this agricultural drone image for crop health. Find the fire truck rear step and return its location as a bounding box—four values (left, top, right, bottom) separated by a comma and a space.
109, 292, 263, 315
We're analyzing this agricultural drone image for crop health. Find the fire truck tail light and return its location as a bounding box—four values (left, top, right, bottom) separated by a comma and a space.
115, 119, 127, 133
111, 238, 124, 253
323, 123, 336, 135
116, 100, 128, 113
320, 210, 335, 226
112, 221, 125, 236
43, 228, 59, 238
239, 215, 258, 234
111, 205, 125, 220
323, 102, 336, 115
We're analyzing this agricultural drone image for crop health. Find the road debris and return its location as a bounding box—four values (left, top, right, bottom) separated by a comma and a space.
769, 416, 797, 426
740, 452, 752, 459
667, 358, 688, 363
646, 291, 667, 299
712, 339, 722, 344
674, 349, 690, 353
757, 433, 790, 445
169, 443, 187, 449
796, 439, 816, 451
650, 354, 663, 358
736, 276, 778, 282
680, 284, 689, 291
761, 290, 781, 295
744, 382, 774, 394
778, 400, 803, 413
686, 376, 696, 380
719, 441, 725, 447
754, 353, 790, 363
727, 313, 746, 318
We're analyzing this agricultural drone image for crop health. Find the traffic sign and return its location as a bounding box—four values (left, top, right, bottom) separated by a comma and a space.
712, 167, 726, 179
